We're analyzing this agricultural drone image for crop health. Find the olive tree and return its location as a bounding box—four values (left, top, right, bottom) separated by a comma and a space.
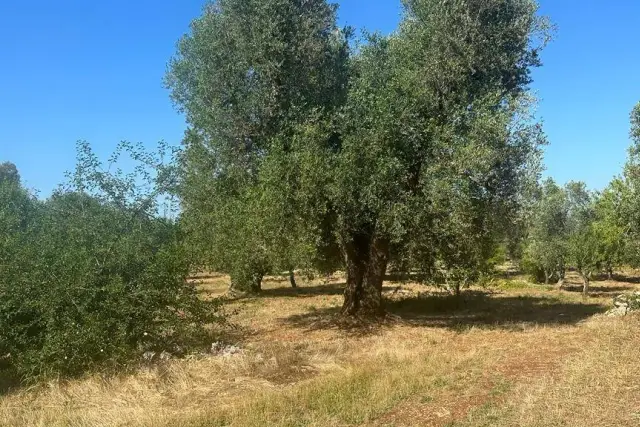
167, 0, 350, 293
592, 179, 627, 278
169, 0, 549, 314
523, 179, 569, 285
327, 0, 548, 314
565, 181, 600, 295
0, 162, 20, 184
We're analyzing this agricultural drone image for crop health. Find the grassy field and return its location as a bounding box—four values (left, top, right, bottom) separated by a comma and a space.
2, 271, 640, 427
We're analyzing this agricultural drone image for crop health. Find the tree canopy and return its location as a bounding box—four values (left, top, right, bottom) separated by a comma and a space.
522, 178, 569, 285
167, 0, 550, 314
0, 162, 20, 184
167, 0, 350, 292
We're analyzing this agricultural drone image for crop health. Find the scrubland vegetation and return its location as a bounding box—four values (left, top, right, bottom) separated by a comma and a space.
2, 0, 640, 426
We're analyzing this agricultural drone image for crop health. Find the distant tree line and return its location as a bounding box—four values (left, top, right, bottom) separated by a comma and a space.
521, 102, 640, 295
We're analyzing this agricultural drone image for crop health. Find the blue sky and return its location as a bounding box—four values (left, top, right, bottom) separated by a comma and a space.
0, 0, 638, 195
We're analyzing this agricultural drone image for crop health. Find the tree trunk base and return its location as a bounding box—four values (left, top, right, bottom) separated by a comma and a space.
582, 280, 590, 298
341, 234, 389, 318
341, 297, 386, 317
289, 270, 297, 288
579, 272, 590, 298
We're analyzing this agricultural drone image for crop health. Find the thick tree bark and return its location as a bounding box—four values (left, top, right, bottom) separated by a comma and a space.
289, 269, 297, 288
341, 233, 390, 317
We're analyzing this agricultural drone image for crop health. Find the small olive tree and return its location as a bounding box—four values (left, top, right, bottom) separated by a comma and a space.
592, 179, 627, 278
523, 179, 569, 285
0, 142, 218, 382
565, 181, 596, 294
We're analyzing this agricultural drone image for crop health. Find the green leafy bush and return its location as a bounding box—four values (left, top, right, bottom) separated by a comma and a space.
0, 143, 219, 382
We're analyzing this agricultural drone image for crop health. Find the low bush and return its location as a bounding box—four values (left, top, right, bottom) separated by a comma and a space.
0, 142, 219, 383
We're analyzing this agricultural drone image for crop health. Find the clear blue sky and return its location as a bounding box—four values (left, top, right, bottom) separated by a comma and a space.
1, 0, 638, 195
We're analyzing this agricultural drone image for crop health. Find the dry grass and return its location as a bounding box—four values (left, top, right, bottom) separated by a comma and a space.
2, 270, 639, 426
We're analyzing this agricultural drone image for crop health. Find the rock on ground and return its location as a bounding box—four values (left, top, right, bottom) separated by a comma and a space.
606, 292, 640, 317
211, 341, 242, 357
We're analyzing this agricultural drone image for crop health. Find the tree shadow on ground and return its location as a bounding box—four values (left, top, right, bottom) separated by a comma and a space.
188, 272, 227, 281
610, 274, 640, 284
561, 284, 633, 297
0, 368, 19, 396
259, 282, 346, 298
259, 282, 413, 299
384, 271, 425, 282
492, 269, 525, 280
281, 290, 608, 335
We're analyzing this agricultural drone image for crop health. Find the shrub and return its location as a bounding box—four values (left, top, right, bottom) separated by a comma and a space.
0, 142, 219, 382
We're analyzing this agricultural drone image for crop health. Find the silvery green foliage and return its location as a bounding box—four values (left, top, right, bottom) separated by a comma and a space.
167, 0, 349, 292
0, 162, 20, 184
611, 102, 640, 266
591, 180, 626, 277
328, 0, 549, 309
565, 181, 601, 292
522, 179, 569, 284
0, 143, 218, 383
524, 179, 612, 292
632, 102, 640, 144
168, 0, 550, 312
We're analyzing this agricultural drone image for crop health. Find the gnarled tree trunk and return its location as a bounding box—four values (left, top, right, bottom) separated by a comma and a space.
289, 269, 297, 288
341, 233, 390, 317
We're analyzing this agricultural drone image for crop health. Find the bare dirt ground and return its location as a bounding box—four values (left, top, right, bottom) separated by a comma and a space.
2, 270, 640, 427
